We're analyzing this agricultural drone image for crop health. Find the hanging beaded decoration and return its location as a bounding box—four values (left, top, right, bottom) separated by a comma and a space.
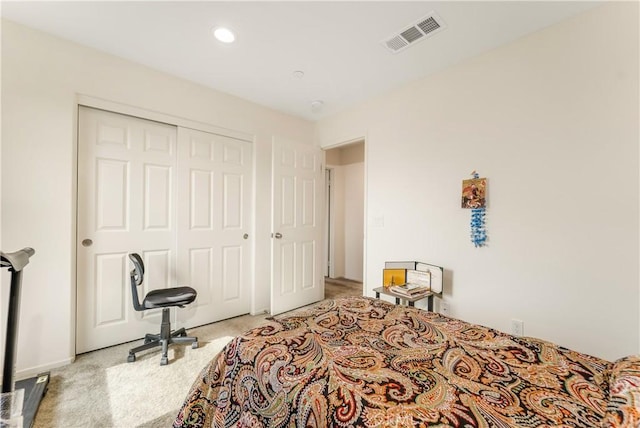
461, 171, 487, 247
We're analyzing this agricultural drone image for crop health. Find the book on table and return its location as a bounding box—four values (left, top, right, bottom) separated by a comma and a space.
384, 261, 443, 294
389, 283, 430, 297
388, 269, 432, 297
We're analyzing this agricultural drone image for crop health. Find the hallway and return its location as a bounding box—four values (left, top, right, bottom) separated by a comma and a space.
325, 277, 362, 300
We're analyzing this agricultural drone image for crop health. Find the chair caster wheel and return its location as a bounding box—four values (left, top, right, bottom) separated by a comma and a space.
192, 341, 199, 349
160, 357, 168, 366
127, 354, 136, 363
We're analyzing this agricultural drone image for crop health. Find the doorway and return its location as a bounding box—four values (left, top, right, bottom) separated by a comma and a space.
324, 141, 365, 284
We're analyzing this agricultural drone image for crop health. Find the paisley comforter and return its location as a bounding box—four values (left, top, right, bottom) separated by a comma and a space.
174, 297, 639, 427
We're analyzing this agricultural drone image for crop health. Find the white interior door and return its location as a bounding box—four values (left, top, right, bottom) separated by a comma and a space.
176, 127, 252, 326
76, 106, 178, 353
271, 138, 324, 315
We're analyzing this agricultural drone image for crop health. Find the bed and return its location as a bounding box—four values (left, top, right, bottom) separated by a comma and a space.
173, 297, 639, 427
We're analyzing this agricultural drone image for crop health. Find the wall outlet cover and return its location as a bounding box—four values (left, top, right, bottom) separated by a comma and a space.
511, 319, 524, 336
440, 301, 450, 315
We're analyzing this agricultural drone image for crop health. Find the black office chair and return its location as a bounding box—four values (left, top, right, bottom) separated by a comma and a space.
127, 253, 198, 365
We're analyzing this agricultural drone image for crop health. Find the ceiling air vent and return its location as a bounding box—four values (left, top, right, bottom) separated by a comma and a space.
382, 12, 446, 54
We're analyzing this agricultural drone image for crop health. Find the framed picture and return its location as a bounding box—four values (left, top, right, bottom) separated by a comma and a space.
462, 177, 486, 209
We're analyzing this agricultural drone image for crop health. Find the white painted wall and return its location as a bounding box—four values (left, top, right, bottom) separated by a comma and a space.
329, 167, 345, 278
343, 162, 364, 282
316, 3, 639, 362
326, 143, 364, 282
0, 20, 314, 377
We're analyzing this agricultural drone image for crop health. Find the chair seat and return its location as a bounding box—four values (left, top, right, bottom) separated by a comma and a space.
128, 253, 198, 365
142, 286, 197, 309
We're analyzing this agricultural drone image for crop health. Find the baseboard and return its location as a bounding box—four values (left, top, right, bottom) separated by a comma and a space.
326, 277, 363, 285
1, 356, 75, 384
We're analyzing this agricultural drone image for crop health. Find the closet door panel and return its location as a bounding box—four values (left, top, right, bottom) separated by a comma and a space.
77, 107, 253, 352
177, 128, 252, 327
77, 106, 177, 353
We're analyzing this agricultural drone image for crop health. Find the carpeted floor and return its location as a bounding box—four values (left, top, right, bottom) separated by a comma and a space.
31, 279, 361, 427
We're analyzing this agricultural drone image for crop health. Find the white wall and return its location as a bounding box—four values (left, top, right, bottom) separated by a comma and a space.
326, 143, 364, 282
316, 3, 639, 362
0, 19, 315, 377
329, 167, 345, 278
343, 162, 364, 282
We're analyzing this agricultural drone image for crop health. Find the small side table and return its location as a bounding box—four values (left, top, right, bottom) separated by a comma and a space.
373, 287, 434, 311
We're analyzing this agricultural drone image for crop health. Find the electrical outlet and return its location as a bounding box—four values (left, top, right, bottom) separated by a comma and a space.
440, 301, 450, 315
511, 319, 524, 336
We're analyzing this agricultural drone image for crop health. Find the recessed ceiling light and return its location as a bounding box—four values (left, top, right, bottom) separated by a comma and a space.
213, 27, 235, 43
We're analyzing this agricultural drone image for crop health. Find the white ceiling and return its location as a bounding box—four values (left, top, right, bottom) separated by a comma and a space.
1, 1, 600, 121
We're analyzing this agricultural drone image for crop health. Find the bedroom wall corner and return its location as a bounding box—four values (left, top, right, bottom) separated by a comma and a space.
316, 2, 639, 361
1, 18, 315, 376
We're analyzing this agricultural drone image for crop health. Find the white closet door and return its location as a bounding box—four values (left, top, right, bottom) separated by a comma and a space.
176, 127, 252, 327
76, 106, 177, 353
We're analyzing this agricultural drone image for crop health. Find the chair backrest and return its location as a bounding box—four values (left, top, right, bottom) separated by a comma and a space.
129, 253, 145, 311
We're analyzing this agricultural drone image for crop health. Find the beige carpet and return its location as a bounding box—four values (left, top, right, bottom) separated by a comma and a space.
32, 280, 361, 427
33, 313, 269, 427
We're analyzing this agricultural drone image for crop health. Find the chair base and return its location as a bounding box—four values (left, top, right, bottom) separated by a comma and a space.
127, 307, 198, 365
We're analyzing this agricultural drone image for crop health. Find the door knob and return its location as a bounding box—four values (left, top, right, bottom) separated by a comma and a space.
243, 233, 249, 239
273, 232, 283, 239
82, 239, 93, 247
